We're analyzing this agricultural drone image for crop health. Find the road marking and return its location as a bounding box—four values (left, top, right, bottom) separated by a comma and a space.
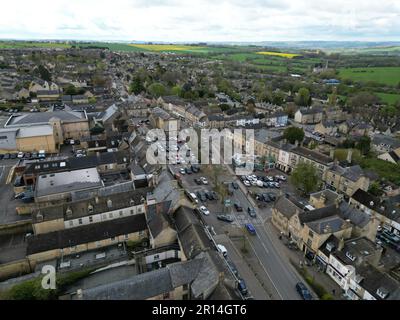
0, 166, 4, 182
246, 238, 284, 300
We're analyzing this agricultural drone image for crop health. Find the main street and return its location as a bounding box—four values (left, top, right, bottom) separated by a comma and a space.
170, 139, 304, 300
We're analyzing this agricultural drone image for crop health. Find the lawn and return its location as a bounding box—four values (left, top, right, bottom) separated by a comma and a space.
375, 92, 400, 105
338, 67, 400, 86
256, 51, 301, 59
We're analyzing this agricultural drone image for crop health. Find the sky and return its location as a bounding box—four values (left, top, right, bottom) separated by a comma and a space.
0, 0, 399, 42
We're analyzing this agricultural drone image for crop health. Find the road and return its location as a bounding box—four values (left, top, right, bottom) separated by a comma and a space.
207, 141, 303, 299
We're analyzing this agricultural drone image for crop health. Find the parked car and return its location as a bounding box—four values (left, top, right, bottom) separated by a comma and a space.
24, 152, 31, 159
211, 191, 219, 200
247, 207, 257, 218
234, 202, 243, 212
0, 154, 3, 160
267, 193, 276, 201
205, 191, 214, 200
217, 215, 234, 223
194, 178, 202, 185
3, 153, 10, 159
185, 167, 192, 174
217, 244, 228, 257
296, 282, 313, 300
191, 164, 200, 173
200, 177, 208, 185
245, 223, 256, 235
17, 152, 24, 159
198, 206, 210, 216
237, 279, 248, 295
179, 168, 186, 175
31, 152, 38, 159
10, 153, 17, 159
232, 182, 239, 189
196, 191, 207, 202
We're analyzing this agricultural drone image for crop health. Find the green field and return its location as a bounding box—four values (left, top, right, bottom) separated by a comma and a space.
338, 67, 400, 86
375, 92, 400, 105
0, 41, 71, 49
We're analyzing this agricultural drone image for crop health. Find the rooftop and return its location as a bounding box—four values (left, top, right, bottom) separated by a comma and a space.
27, 214, 147, 255
35, 167, 102, 198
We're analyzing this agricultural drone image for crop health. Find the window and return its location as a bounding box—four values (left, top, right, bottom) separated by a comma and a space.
96, 241, 101, 247
308, 231, 314, 238
69, 221, 73, 227
137, 207, 143, 213
154, 254, 160, 261
183, 284, 188, 291
182, 294, 189, 300
163, 292, 170, 299
89, 216, 93, 223
119, 210, 123, 217
124, 234, 129, 240
307, 239, 312, 247
111, 237, 116, 242
109, 212, 113, 219
130, 209, 134, 215
78, 218, 83, 225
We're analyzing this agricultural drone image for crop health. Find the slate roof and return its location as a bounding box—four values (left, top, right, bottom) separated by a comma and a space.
77, 256, 216, 300
292, 146, 333, 165
27, 214, 147, 255
7, 110, 86, 126
274, 196, 302, 219
32, 188, 152, 223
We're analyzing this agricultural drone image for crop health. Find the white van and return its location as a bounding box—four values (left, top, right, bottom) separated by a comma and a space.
217, 244, 228, 257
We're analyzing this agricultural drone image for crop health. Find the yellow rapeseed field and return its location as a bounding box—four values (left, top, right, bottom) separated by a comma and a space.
129, 44, 206, 52
256, 51, 301, 59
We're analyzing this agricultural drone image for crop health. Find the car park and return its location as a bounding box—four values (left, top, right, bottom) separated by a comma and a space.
296, 282, 313, 300
217, 215, 234, 223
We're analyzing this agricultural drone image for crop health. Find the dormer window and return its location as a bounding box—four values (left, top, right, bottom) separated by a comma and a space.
346, 251, 356, 261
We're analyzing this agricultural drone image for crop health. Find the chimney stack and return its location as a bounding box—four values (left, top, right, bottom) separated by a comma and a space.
347, 149, 353, 164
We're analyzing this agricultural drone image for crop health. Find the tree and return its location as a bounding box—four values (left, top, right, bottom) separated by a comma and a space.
295, 87, 311, 107
369, 182, 383, 197
272, 91, 285, 105
171, 85, 182, 97
283, 127, 305, 144
290, 163, 321, 195
348, 92, 379, 109
129, 77, 145, 95
147, 82, 166, 97
38, 65, 51, 82
356, 135, 371, 155
64, 84, 77, 95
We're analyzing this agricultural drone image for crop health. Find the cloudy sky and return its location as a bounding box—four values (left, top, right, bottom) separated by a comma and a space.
1, 0, 399, 42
